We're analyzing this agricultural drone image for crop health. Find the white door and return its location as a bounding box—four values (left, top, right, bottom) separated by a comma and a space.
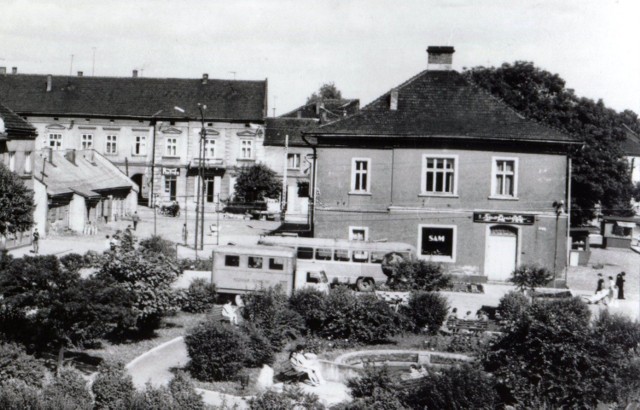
485, 226, 518, 281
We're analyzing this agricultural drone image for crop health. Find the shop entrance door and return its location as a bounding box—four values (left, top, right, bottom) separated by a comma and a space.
485, 225, 518, 281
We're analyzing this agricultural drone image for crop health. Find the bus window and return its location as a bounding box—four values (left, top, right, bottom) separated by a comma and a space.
334, 249, 350, 261
248, 256, 263, 269
269, 258, 285, 270
297, 247, 314, 260
316, 248, 332, 260
352, 250, 369, 262
370, 252, 386, 264
225, 255, 240, 267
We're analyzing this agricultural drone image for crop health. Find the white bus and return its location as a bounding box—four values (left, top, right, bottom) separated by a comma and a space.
211, 245, 329, 296
258, 237, 416, 291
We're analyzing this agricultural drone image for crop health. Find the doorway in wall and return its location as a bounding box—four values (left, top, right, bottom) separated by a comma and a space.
485, 225, 518, 281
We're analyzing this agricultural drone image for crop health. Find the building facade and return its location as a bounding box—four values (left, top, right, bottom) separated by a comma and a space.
0, 71, 268, 211
308, 47, 580, 281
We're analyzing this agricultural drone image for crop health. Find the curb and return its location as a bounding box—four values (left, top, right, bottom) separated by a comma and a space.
125, 336, 185, 370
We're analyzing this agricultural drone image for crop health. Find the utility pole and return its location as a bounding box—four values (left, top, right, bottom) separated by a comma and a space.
197, 104, 207, 251
282, 134, 289, 217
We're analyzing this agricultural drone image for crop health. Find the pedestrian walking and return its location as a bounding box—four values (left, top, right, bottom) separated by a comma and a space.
595, 273, 604, 294
182, 223, 188, 245
132, 211, 140, 230
616, 272, 626, 300
32, 228, 39, 254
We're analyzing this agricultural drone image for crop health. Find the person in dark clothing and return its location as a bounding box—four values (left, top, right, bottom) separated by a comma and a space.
616, 272, 626, 300
595, 273, 604, 294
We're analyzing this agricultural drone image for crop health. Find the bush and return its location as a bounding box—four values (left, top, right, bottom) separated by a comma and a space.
92, 362, 136, 410
185, 321, 250, 381
59, 253, 85, 273
130, 383, 175, 410
241, 286, 305, 350
139, 235, 177, 259
289, 288, 328, 334
345, 365, 407, 409
593, 310, 640, 352
248, 385, 323, 410
320, 287, 402, 345
403, 364, 498, 409
43, 367, 92, 410
497, 291, 530, 323
0, 342, 46, 387
510, 264, 553, 292
178, 258, 213, 272
401, 291, 449, 334
180, 279, 217, 313
0, 379, 42, 410
168, 371, 205, 410
388, 259, 452, 291
83, 250, 106, 268
241, 323, 275, 368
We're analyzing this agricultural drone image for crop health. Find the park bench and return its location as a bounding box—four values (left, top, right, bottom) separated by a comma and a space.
277, 363, 308, 384
446, 319, 489, 334
398, 376, 429, 391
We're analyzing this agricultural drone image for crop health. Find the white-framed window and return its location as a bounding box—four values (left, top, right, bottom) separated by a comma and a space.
8, 151, 16, 172
205, 139, 215, 158
165, 137, 178, 157
350, 158, 370, 193
421, 155, 457, 195
491, 157, 518, 198
81, 134, 93, 149
105, 135, 118, 155
349, 226, 369, 241
48, 133, 62, 150
287, 153, 301, 169
241, 140, 253, 159
418, 224, 457, 262
24, 151, 32, 174
134, 136, 147, 155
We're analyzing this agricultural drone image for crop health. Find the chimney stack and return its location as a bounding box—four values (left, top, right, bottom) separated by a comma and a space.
427, 46, 455, 71
11, 67, 17, 74
202, 73, 209, 84
46, 147, 53, 164
389, 89, 399, 111
0, 67, 5, 75
77, 71, 83, 77
46, 75, 52, 92
64, 149, 76, 165
132, 70, 138, 78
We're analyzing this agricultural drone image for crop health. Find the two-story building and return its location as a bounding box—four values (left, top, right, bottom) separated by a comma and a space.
307, 47, 581, 281
0, 70, 268, 210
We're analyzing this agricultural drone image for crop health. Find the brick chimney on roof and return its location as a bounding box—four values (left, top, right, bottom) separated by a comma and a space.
132, 70, 138, 78
77, 71, 83, 77
11, 67, 17, 74
202, 73, 209, 84
46, 75, 52, 92
427, 46, 455, 71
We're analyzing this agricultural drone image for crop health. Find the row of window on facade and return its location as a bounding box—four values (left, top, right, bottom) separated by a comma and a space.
351, 156, 518, 197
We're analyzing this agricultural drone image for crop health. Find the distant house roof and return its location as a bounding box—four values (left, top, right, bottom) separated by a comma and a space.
310, 70, 577, 144
280, 99, 360, 120
0, 74, 267, 121
264, 117, 318, 147
621, 126, 640, 157
0, 101, 37, 137
34, 149, 138, 197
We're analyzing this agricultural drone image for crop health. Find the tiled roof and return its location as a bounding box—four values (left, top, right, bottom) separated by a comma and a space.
312, 70, 577, 144
264, 117, 318, 146
0, 101, 36, 137
0, 74, 267, 121
34, 149, 137, 197
621, 128, 640, 156
280, 99, 359, 120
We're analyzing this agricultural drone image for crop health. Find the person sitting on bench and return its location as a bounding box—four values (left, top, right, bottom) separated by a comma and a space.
289, 345, 324, 386
221, 301, 239, 325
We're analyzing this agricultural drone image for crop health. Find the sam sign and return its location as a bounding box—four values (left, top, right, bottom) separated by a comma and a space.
421, 227, 454, 257
473, 212, 534, 225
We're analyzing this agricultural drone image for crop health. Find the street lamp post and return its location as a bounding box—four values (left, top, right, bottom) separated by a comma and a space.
149, 109, 163, 236
197, 104, 207, 251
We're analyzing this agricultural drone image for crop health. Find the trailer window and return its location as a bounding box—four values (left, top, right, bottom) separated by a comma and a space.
334, 249, 350, 261
269, 258, 285, 270
297, 247, 314, 260
352, 250, 369, 262
370, 252, 385, 264
225, 255, 240, 267
315, 248, 332, 260
248, 256, 263, 269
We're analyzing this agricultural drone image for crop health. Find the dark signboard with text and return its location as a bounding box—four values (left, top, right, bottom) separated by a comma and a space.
473, 212, 535, 225
421, 227, 454, 257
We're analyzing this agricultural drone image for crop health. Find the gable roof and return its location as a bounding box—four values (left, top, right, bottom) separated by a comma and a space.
264, 117, 319, 146
0, 101, 37, 137
622, 126, 640, 157
311, 70, 577, 144
34, 149, 137, 197
0, 74, 267, 122
280, 98, 360, 120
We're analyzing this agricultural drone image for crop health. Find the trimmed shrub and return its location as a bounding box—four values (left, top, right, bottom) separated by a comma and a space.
180, 279, 217, 313
185, 321, 250, 381
510, 263, 553, 292
388, 259, 452, 291
139, 235, 177, 259
401, 291, 449, 334
248, 385, 323, 410
168, 371, 205, 410
320, 287, 402, 345
59, 253, 85, 273
43, 367, 92, 410
0, 342, 46, 387
92, 362, 136, 410
241, 286, 305, 350
241, 322, 275, 368
289, 287, 328, 333
403, 364, 498, 409
497, 291, 530, 323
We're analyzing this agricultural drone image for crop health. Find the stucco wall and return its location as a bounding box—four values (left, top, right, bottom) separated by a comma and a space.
68, 193, 86, 233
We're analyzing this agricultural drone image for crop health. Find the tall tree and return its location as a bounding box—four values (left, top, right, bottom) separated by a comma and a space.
0, 162, 34, 235
233, 163, 281, 202
464, 61, 639, 225
306, 82, 342, 103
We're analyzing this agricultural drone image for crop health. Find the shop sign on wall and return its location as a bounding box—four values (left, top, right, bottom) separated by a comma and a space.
473, 212, 534, 225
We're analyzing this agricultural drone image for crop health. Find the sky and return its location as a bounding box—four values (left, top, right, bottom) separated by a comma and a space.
1, 0, 638, 116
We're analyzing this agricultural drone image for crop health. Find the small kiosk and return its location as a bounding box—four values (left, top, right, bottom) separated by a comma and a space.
601, 216, 637, 249
569, 228, 591, 266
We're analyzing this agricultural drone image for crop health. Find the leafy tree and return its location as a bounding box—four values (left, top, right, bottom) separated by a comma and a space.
497, 290, 530, 323
0, 162, 34, 236
400, 291, 449, 334
289, 287, 328, 334
139, 235, 177, 259
386, 259, 451, 291
464, 62, 639, 225
307, 82, 343, 103
234, 163, 281, 202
